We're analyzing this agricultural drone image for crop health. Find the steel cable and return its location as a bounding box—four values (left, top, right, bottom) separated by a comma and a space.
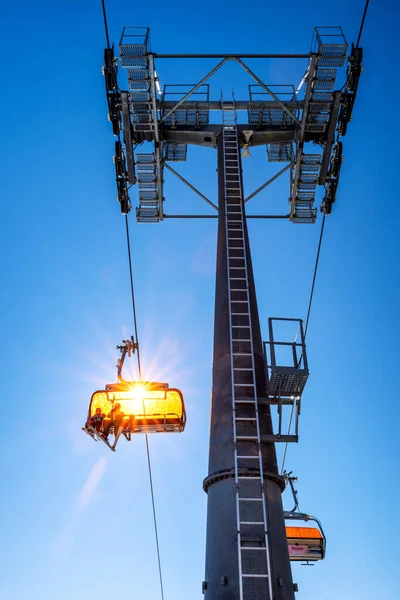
124, 216, 165, 600
100, 2, 165, 599
356, 0, 370, 48
280, 215, 326, 473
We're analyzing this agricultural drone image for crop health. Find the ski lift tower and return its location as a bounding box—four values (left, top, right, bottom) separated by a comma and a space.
104, 25, 363, 600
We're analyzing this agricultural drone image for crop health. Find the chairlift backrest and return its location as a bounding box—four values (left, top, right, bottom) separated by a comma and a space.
88, 382, 186, 433
286, 526, 324, 561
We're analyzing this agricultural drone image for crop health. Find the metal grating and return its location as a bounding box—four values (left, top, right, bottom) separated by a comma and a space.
133, 123, 154, 132
248, 104, 297, 126
130, 92, 151, 103
163, 142, 188, 162
305, 123, 327, 132
312, 92, 333, 102
162, 85, 210, 127
139, 199, 160, 206
312, 78, 335, 91
132, 113, 153, 123
308, 113, 329, 124
265, 318, 309, 395
317, 55, 346, 67
130, 102, 152, 112
136, 207, 160, 223
301, 154, 321, 169
119, 27, 149, 66
139, 190, 157, 200
135, 152, 162, 222
312, 26, 348, 67
293, 202, 317, 223
129, 80, 151, 91
138, 173, 157, 183
315, 68, 337, 81
267, 142, 294, 162
137, 154, 155, 164
248, 85, 297, 127
163, 106, 209, 126
128, 69, 149, 81
299, 173, 318, 183
298, 181, 317, 189
121, 56, 148, 67
268, 371, 309, 396
297, 191, 315, 202
309, 102, 331, 112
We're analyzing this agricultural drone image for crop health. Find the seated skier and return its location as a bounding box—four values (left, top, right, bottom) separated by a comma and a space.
102, 403, 125, 441
86, 407, 105, 433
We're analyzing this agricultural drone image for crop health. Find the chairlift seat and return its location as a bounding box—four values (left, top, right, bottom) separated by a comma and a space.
286, 526, 324, 561
87, 382, 186, 440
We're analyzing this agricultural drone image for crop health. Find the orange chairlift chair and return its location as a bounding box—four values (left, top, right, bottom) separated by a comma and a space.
283, 472, 326, 564
82, 338, 186, 451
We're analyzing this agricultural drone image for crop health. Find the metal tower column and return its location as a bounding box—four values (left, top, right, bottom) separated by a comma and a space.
203, 111, 295, 600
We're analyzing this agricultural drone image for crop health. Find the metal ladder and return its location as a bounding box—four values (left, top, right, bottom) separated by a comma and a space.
222, 101, 274, 600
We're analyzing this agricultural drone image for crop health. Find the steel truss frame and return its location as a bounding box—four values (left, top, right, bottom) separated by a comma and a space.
111, 26, 359, 223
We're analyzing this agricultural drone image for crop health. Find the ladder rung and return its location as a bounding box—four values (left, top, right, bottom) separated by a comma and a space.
240, 521, 265, 525
236, 417, 256, 421
231, 325, 250, 329
242, 574, 269, 578
237, 455, 259, 459
230, 277, 246, 280
234, 383, 254, 387
231, 313, 250, 316
233, 368, 253, 371
241, 546, 266, 550
238, 497, 263, 501
232, 339, 251, 342
235, 400, 256, 404
233, 352, 252, 355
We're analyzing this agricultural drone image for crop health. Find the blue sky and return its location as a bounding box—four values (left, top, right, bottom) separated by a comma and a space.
1, 1, 399, 599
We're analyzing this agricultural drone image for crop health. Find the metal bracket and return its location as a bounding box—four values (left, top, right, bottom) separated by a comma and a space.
116, 336, 138, 383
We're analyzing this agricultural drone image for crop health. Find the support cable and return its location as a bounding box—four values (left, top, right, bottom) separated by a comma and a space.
280, 215, 326, 474
284, 4, 371, 474
281, 0, 370, 461
101, 0, 111, 49
356, 0, 370, 48
124, 215, 165, 600
100, 2, 165, 597
304, 215, 326, 338
124, 215, 142, 378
